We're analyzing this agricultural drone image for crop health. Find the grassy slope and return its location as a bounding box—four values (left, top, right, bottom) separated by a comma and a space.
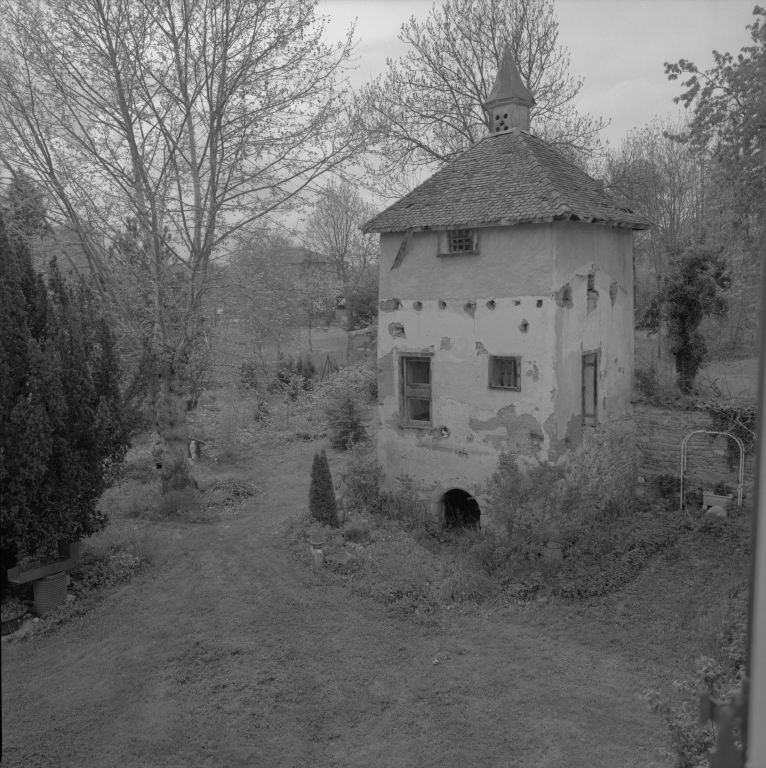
1, 438, 673, 768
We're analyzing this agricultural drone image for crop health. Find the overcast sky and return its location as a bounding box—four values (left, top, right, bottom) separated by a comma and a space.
319, 0, 759, 147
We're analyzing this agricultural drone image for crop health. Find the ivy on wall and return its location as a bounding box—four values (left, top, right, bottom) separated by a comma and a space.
705, 401, 757, 469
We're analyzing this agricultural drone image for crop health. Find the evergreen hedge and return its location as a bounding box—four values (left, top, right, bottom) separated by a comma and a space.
309, 448, 338, 526
0, 210, 131, 582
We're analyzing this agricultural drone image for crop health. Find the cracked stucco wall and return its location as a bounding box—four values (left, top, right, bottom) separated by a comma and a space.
376, 222, 637, 527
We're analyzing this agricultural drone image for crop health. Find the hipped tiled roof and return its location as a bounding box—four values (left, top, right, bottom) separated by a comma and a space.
362, 129, 650, 233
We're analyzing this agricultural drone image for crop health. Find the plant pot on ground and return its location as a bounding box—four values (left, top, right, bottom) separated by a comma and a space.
703, 491, 734, 509
1, 597, 32, 635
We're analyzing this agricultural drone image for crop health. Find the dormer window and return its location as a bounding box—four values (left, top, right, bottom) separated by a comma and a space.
439, 229, 479, 256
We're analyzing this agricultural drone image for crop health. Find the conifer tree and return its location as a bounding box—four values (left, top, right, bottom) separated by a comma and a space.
326, 394, 368, 450
309, 449, 339, 527
0, 210, 130, 589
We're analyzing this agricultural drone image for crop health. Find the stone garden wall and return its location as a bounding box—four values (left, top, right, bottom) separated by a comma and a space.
633, 397, 755, 501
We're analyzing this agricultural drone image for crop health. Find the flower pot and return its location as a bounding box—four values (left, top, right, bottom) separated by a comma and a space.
543, 541, 563, 563
32, 570, 68, 616
703, 492, 733, 509
1, 611, 28, 636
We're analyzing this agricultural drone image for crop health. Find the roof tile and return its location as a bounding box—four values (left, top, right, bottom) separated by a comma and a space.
362, 130, 650, 233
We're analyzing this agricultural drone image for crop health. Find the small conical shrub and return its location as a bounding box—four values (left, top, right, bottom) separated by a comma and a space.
309, 448, 338, 526
326, 394, 367, 450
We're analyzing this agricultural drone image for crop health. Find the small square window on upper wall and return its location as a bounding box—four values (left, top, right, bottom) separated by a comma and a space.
449, 229, 473, 252
489, 356, 521, 391
440, 229, 479, 255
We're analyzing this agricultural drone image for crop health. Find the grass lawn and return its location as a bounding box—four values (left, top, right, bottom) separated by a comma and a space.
1, 381, 748, 768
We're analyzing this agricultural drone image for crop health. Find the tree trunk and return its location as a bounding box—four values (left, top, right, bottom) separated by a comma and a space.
155, 358, 194, 494
344, 283, 353, 333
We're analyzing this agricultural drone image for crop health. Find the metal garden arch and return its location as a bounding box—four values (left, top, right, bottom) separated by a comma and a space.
679, 430, 745, 511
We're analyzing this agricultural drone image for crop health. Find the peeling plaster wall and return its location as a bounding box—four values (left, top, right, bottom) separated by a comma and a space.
377, 221, 637, 527
377, 298, 557, 530
548, 224, 635, 450
379, 225, 553, 299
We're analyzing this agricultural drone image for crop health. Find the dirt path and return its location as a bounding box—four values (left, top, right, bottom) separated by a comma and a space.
1, 442, 670, 768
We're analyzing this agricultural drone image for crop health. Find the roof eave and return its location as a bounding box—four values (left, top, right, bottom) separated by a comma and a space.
364, 213, 653, 234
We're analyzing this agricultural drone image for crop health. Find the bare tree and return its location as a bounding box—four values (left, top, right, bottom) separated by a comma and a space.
214, 228, 309, 381
359, 0, 607, 198
304, 178, 378, 330
0, 0, 364, 492
604, 117, 706, 280
600, 116, 706, 367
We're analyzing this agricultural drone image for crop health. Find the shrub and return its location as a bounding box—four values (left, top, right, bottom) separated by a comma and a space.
203, 475, 259, 508
239, 360, 259, 391
379, 494, 428, 529
309, 448, 338, 526
271, 352, 315, 398
645, 649, 745, 768
252, 399, 270, 422
158, 488, 199, 518
367, 373, 378, 401
438, 567, 495, 603
214, 390, 243, 461
326, 393, 368, 450
634, 365, 659, 396
465, 533, 504, 577
339, 443, 380, 512
121, 483, 158, 519
344, 519, 371, 543
655, 473, 680, 499
373, 539, 433, 603
483, 452, 579, 542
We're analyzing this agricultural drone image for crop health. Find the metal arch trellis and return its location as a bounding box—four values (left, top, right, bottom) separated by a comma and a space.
680, 430, 745, 512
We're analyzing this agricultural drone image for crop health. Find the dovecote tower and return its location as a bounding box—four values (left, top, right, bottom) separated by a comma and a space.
483, 47, 535, 133
363, 52, 650, 531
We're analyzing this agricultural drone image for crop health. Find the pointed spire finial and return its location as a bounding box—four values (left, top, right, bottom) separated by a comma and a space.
483, 47, 536, 134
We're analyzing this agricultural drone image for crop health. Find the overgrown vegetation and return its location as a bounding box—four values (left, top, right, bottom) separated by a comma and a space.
706, 400, 758, 468
326, 393, 369, 449
309, 448, 339, 527
288, 440, 752, 766
643, 242, 731, 394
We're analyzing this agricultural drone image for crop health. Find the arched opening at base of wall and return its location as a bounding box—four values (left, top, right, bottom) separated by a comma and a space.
443, 488, 481, 530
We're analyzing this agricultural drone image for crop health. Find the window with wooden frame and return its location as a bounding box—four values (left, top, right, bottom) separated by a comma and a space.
582, 351, 599, 426
489, 356, 521, 391
399, 355, 432, 427
438, 229, 479, 256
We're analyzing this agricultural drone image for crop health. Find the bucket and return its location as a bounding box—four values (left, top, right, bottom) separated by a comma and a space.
33, 570, 67, 615
543, 541, 563, 563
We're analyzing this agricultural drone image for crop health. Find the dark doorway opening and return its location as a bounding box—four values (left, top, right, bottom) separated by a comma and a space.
443, 489, 481, 530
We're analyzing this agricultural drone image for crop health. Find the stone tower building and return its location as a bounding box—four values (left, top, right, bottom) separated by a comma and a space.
362, 50, 650, 530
